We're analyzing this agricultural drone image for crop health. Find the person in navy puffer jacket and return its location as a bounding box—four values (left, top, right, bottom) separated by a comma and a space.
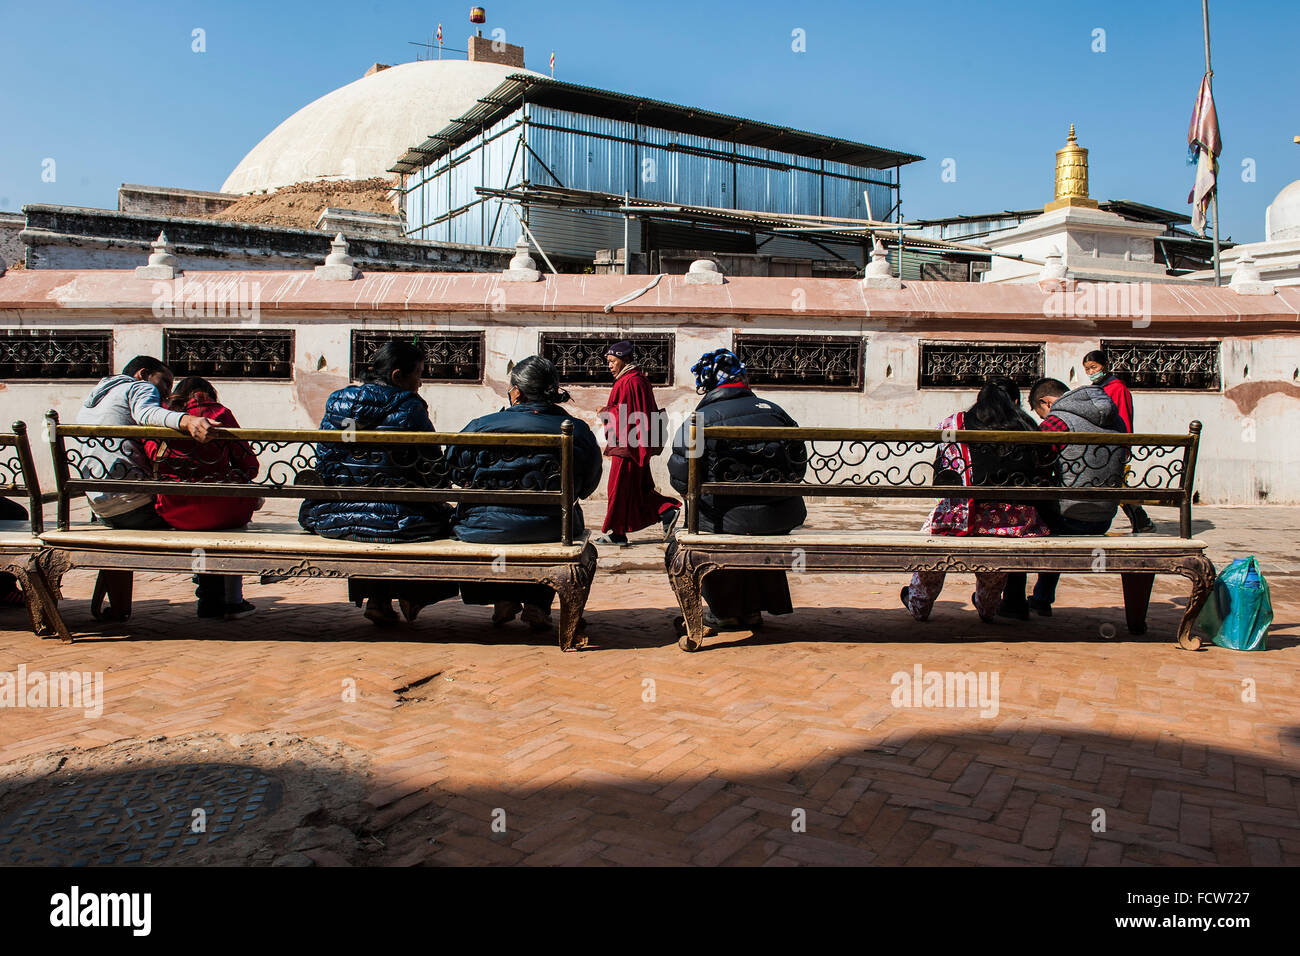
299, 339, 458, 626
666, 348, 807, 633
447, 356, 602, 632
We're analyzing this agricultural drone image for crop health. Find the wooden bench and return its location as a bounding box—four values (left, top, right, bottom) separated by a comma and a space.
665, 420, 1215, 652
0, 422, 66, 639
33, 414, 598, 650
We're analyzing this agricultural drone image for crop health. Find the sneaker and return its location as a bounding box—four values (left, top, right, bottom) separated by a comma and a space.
1133, 519, 1158, 535
592, 532, 629, 547
1028, 596, 1053, 617
492, 601, 522, 627
660, 507, 681, 540
224, 601, 256, 620
521, 604, 552, 632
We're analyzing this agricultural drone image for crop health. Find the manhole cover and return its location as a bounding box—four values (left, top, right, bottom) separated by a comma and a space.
0, 764, 282, 865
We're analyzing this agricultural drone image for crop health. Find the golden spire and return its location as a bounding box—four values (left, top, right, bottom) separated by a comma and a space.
1045, 123, 1099, 211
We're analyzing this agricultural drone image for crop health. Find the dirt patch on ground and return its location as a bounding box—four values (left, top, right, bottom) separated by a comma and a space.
0, 731, 401, 866
211, 178, 398, 230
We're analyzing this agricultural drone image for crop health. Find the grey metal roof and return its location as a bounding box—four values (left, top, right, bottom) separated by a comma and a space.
390, 73, 923, 174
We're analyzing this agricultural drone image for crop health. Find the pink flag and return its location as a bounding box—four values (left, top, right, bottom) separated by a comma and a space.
1186, 73, 1221, 237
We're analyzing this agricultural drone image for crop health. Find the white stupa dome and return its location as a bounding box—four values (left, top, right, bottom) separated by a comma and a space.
1265, 179, 1300, 242
222, 59, 545, 194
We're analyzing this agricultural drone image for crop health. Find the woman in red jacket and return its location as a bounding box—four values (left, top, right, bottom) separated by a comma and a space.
145, 377, 261, 619
1082, 350, 1156, 534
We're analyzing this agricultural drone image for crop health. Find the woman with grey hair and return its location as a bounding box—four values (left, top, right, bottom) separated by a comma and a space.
445, 356, 603, 631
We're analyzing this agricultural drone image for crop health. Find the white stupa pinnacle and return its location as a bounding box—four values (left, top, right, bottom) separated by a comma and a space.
314, 233, 362, 279
135, 231, 181, 278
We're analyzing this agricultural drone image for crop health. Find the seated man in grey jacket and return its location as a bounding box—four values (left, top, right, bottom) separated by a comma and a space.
76, 356, 218, 529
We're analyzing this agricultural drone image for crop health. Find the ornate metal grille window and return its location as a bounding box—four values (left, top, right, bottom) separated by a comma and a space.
1100, 340, 1221, 391
0, 330, 112, 380
351, 331, 485, 383
539, 333, 674, 386
733, 334, 864, 390
164, 329, 294, 380
919, 341, 1044, 389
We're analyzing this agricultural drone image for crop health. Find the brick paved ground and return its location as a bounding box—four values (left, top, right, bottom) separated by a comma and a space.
0, 502, 1296, 866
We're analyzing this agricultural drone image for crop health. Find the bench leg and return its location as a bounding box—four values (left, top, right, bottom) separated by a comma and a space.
91, 570, 134, 621
546, 545, 597, 652
17, 556, 74, 644
665, 538, 710, 652
1173, 554, 1216, 651
1121, 572, 1154, 635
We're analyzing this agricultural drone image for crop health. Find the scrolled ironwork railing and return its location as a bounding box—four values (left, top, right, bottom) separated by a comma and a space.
44, 415, 581, 544
685, 422, 1203, 538
0, 422, 44, 535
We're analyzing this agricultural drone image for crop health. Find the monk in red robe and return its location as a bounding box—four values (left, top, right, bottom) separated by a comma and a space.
596, 340, 680, 545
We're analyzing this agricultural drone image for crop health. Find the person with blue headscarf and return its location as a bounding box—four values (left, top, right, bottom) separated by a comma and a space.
666, 348, 807, 632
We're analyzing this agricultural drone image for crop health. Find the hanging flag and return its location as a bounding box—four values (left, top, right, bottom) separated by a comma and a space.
1186, 72, 1221, 237
436, 23, 443, 45
549, 51, 555, 75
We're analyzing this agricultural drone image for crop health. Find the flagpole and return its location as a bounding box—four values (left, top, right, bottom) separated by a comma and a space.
1202, 0, 1221, 286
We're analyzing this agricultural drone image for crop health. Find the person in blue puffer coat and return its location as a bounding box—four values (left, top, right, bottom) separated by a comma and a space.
299, 339, 458, 626
447, 356, 602, 632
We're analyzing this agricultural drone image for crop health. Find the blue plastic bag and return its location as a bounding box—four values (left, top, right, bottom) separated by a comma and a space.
1197, 556, 1272, 651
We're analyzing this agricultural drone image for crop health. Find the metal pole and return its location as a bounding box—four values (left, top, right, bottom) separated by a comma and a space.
623, 191, 630, 275
1202, 0, 1221, 286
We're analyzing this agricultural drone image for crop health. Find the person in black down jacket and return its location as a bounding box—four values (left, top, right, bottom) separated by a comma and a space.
447, 356, 602, 632
299, 339, 458, 626
667, 348, 807, 632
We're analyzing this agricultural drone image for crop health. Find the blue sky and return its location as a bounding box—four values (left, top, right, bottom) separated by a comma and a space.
2, 0, 1294, 242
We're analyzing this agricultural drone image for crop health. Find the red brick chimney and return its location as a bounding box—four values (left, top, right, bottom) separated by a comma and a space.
467, 35, 524, 68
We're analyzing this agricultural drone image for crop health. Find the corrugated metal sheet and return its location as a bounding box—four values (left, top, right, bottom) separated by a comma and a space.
527, 207, 641, 260
758, 234, 866, 263
401, 104, 905, 248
